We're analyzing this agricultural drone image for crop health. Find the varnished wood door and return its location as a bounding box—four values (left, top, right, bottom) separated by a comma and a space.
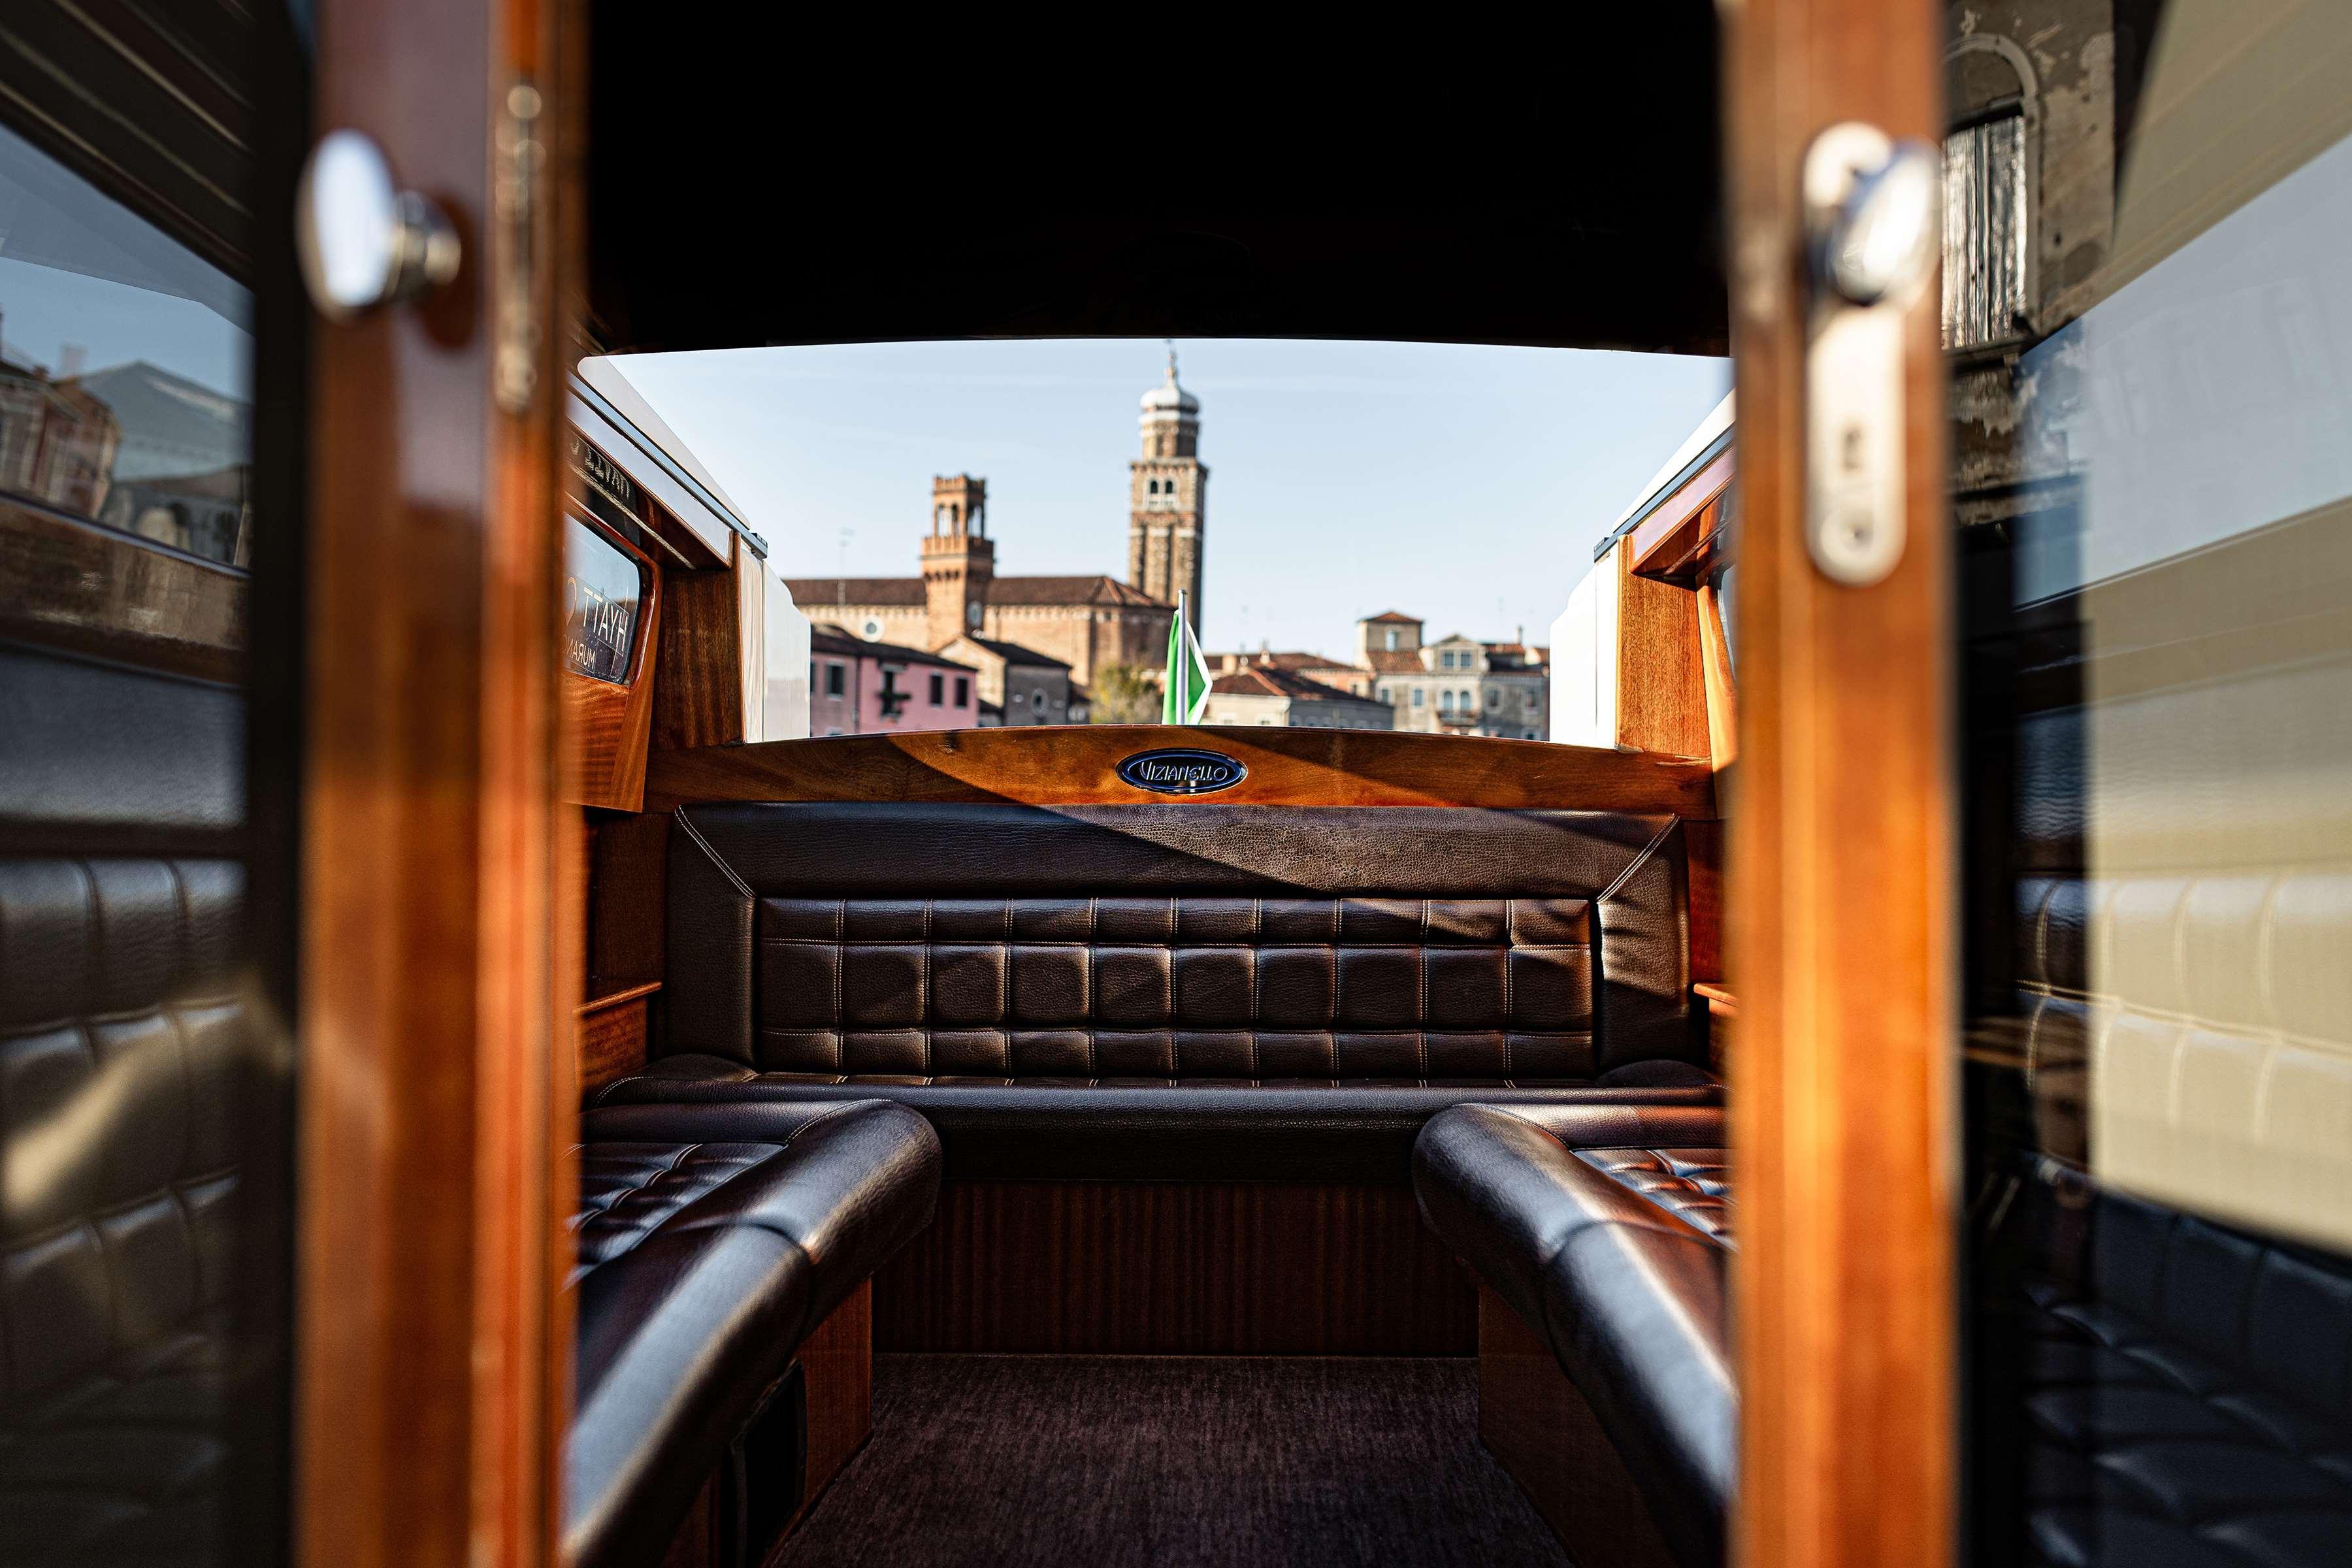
295, 1, 577, 1565
1722, 5, 1955, 1568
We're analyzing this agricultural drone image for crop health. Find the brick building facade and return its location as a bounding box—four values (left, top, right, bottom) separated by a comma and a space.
787, 359, 1201, 693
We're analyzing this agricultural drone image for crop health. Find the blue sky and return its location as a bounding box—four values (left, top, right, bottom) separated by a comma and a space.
614, 339, 1728, 658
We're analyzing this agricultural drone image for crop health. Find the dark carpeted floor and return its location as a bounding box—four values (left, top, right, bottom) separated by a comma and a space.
774, 1354, 1572, 1568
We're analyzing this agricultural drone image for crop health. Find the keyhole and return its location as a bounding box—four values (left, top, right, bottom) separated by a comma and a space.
1842, 424, 1866, 471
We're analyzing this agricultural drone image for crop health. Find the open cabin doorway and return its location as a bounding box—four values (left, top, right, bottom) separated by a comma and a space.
28, 4, 2352, 1568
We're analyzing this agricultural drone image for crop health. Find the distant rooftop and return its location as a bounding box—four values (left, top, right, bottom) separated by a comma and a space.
1211, 666, 1379, 703
955, 636, 1071, 670
808, 627, 975, 669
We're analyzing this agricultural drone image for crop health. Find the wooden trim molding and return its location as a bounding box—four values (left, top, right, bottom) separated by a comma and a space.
574, 985, 653, 1094
563, 507, 662, 810
1697, 581, 1739, 772
1627, 448, 1735, 583
645, 726, 1716, 815
1723, 1, 1955, 1565
0, 498, 246, 682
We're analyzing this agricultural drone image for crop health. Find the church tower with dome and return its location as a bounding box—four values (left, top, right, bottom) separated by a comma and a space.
1127, 347, 1207, 634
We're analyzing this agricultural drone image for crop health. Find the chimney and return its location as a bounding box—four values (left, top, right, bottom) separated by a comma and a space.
57, 343, 86, 380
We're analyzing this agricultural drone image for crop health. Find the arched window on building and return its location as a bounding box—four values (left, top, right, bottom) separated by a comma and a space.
1944, 39, 2034, 351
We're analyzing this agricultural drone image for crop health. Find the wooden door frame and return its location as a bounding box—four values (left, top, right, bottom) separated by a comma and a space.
1722, 3, 1955, 1567
294, 0, 577, 1563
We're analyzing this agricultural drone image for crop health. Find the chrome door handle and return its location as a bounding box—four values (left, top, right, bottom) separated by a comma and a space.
1801, 123, 1939, 586
296, 129, 461, 321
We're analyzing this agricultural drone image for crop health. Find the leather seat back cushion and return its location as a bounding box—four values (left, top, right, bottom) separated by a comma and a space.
666, 802, 1701, 1085
1, 648, 255, 1563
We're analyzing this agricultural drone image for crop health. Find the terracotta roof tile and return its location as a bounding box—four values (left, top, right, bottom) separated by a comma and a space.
785, 576, 925, 607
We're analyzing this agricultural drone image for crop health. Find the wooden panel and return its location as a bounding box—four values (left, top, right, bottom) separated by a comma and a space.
1697, 580, 1739, 772
651, 543, 755, 751
645, 725, 1716, 815
297, 0, 572, 1563
874, 1181, 1476, 1356
563, 511, 662, 810
574, 984, 655, 1093
784, 1281, 874, 1546
0, 499, 246, 681
587, 807, 668, 996
1612, 547, 1710, 759
1477, 1285, 1677, 1568
1627, 448, 1735, 582
1685, 815, 1725, 984
1723, 2, 1954, 1567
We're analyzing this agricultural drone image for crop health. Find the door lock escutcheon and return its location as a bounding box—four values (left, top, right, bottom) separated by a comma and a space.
1801, 123, 1939, 587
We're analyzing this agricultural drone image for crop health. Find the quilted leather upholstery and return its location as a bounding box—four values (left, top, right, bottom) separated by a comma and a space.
616, 801, 1716, 1180
666, 802, 1699, 1081
755, 890, 1605, 1084
2000, 1162, 2352, 1567
565, 1099, 939, 1568
0, 856, 250, 1563
1575, 1147, 1731, 1242
1413, 1102, 1734, 1568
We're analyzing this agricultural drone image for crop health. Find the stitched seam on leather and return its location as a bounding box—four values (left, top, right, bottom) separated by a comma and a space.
1249, 902, 1263, 1078
675, 809, 757, 900
1330, 900, 1344, 1071
163, 858, 190, 1005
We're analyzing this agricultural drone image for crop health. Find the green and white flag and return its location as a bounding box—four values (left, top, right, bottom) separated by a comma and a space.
1160, 591, 1210, 725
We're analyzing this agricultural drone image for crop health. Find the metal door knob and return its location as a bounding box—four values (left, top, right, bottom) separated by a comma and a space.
1805, 123, 1940, 308
296, 129, 461, 321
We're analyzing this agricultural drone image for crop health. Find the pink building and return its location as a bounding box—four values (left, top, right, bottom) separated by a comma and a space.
808, 628, 980, 736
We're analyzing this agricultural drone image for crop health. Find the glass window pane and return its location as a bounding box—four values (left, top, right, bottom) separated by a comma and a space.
1957, 7, 2352, 1563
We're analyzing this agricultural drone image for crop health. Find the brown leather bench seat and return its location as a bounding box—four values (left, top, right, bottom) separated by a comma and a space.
566, 1099, 939, 1568
594, 802, 1722, 1182
2, 647, 259, 1565
1412, 1102, 1735, 1568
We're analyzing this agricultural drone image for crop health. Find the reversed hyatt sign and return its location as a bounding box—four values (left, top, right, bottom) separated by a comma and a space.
1115, 747, 1249, 796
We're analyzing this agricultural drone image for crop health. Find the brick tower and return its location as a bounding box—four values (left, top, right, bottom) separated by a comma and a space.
921, 474, 993, 649
1128, 346, 1207, 634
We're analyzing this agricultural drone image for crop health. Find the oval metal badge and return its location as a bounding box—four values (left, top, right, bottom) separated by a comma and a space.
1115, 747, 1248, 796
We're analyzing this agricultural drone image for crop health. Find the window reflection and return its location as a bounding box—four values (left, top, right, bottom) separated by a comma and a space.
0, 123, 253, 565
1957, 5, 2352, 1565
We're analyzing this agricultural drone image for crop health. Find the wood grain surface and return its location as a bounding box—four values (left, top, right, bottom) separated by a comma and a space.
1723, 0, 1955, 1564
874, 1180, 1477, 1356
644, 725, 1716, 815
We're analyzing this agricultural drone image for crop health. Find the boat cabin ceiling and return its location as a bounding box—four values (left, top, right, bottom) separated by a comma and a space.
581, 9, 1728, 355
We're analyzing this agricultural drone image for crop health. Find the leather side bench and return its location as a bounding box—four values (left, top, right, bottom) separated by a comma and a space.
1413, 1102, 1735, 1568
566, 1099, 939, 1568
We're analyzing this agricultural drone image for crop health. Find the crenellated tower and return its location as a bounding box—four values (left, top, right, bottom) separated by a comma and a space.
921, 474, 993, 649
1127, 348, 1207, 633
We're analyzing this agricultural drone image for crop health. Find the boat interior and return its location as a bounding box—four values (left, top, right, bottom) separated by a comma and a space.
5, 3, 2352, 1567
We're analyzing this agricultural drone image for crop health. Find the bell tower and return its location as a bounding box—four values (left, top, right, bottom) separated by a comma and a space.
1128, 346, 1207, 634
921, 474, 993, 650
